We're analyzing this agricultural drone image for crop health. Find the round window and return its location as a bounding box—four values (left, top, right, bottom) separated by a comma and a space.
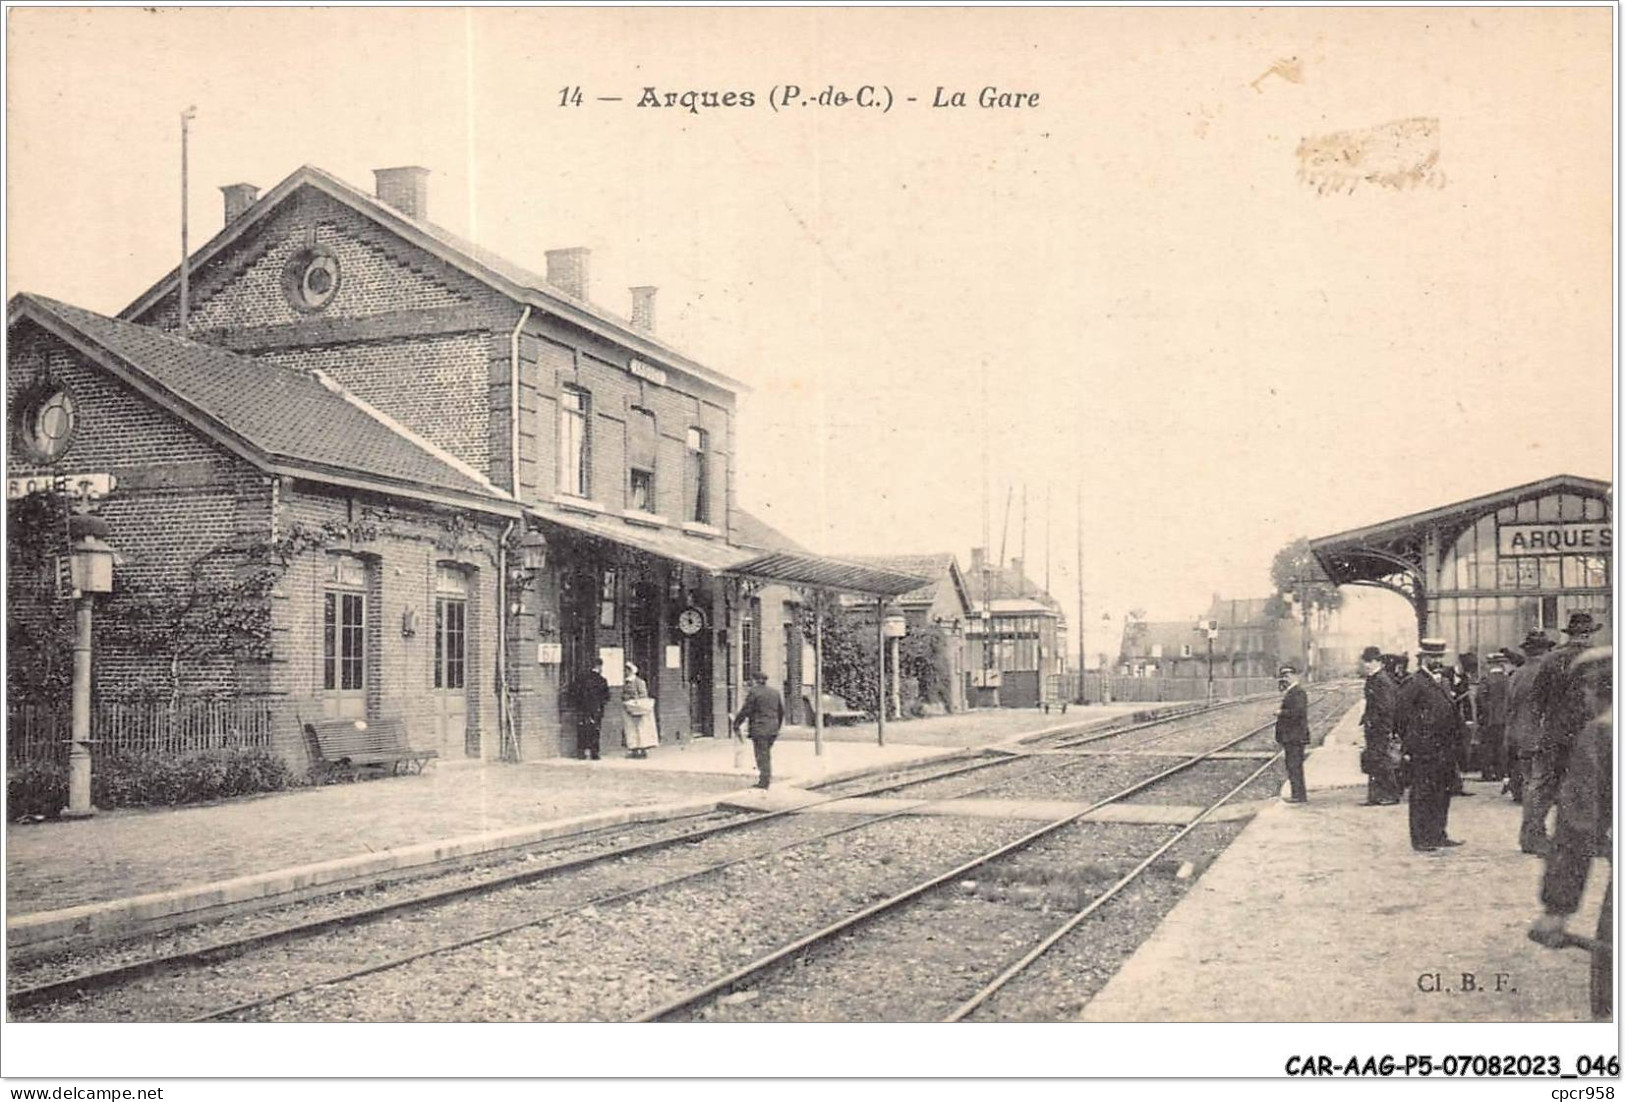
16, 386, 77, 464
282, 246, 342, 312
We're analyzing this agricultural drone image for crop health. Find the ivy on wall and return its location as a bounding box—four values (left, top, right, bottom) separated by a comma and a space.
7, 491, 502, 704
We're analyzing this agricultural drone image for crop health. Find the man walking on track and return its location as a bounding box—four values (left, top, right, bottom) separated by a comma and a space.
1359, 645, 1402, 805
1396, 638, 1465, 852
733, 670, 786, 789
1275, 664, 1309, 804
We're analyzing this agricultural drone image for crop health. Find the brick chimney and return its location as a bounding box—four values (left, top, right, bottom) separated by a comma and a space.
545, 248, 591, 301
1009, 557, 1024, 593
220, 183, 259, 225
373, 166, 430, 220
629, 286, 657, 334
970, 547, 986, 572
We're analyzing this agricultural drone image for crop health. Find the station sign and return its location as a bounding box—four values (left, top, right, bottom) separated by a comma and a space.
1498, 521, 1612, 557
7, 472, 116, 500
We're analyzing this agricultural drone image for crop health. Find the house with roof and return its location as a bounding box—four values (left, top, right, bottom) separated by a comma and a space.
10, 163, 924, 765
960, 548, 1069, 708
1115, 595, 1303, 681
7, 293, 520, 765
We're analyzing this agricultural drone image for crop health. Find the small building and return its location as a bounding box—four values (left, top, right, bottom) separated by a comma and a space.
962, 548, 1069, 708
1310, 474, 1612, 662
6, 294, 521, 765
839, 553, 976, 712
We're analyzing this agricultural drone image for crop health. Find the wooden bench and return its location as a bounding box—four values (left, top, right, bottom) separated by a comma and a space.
303, 717, 437, 781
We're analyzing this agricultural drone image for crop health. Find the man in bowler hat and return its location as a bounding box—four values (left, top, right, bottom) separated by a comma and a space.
572, 657, 610, 760
1396, 638, 1465, 851
1525, 612, 1603, 852
1359, 645, 1402, 805
1275, 665, 1310, 803
733, 670, 786, 789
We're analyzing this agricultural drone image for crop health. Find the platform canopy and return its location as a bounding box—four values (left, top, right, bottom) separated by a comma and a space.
1310, 474, 1612, 589
728, 551, 929, 598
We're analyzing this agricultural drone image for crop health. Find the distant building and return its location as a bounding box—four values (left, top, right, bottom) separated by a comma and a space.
1118, 595, 1302, 681
962, 548, 1068, 708
839, 552, 976, 712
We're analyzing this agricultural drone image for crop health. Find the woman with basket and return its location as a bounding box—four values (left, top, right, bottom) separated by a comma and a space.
622, 662, 659, 758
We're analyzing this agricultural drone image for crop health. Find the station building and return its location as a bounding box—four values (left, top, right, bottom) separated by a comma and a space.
1309, 474, 1612, 661
9, 164, 922, 767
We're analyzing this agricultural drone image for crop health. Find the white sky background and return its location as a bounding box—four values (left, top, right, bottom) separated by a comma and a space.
6, 8, 1614, 664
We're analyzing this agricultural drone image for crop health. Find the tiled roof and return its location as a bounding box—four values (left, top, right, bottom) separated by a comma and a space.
732, 508, 811, 555
963, 559, 1062, 611
11, 294, 516, 511
118, 165, 747, 395
839, 553, 956, 605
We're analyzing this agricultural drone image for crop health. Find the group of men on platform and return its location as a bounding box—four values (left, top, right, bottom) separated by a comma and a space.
1356, 612, 1613, 1019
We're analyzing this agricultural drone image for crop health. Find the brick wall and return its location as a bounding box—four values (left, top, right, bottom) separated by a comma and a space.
7, 324, 274, 701
272, 487, 506, 762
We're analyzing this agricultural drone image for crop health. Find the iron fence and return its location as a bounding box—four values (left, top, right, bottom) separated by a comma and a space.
7, 697, 279, 765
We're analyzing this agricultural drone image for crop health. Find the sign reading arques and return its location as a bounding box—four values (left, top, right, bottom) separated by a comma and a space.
1498, 522, 1612, 557
7, 472, 116, 500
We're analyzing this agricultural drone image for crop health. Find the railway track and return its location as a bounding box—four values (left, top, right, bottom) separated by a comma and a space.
10, 690, 1341, 1022
637, 691, 1347, 1022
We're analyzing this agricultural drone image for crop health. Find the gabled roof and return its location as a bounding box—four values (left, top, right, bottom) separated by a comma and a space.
1312, 474, 1612, 551
838, 552, 971, 612
117, 164, 747, 395
9, 294, 519, 516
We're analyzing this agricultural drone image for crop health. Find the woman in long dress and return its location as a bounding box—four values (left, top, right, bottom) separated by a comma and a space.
622, 662, 659, 758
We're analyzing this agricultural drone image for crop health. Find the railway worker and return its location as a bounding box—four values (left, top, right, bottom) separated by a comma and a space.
1359, 645, 1402, 805
572, 657, 610, 760
1451, 652, 1481, 794
1479, 650, 1511, 785
1509, 631, 1556, 829
1529, 645, 1612, 1020
1275, 664, 1310, 804
1525, 613, 1603, 853
1395, 638, 1465, 852
733, 670, 786, 790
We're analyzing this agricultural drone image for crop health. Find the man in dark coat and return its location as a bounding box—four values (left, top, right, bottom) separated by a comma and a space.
1530, 645, 1611, 1020
1509, 630, 1555, 819
1275, 664, 1310, 803
733, 671, 786, 789
572, 658, 610, 760
1396, 638, 1465, 851
1526, 613, 1602, 853
1359, 645, 1402, 805
1479, 650, 1511, 784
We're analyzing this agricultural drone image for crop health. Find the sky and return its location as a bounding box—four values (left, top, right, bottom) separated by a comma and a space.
7, 7, 1615, 664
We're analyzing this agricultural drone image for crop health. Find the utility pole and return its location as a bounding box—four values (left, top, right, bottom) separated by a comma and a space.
179, 106, 197, 336
1076, 481, 1085, 704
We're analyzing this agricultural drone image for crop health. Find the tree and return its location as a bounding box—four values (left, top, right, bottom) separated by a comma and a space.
1266, 536, 1343, 622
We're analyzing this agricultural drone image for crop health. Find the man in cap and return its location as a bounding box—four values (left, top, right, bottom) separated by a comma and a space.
1479, 650, 1512, 784
1529, 645, 1612, 1020
1275, 664, 1310, 803
1509, 630, 1555, 820
1359, 645, 1402, 805
1395, 638, 1465, 851
1525, 613, 1603, 853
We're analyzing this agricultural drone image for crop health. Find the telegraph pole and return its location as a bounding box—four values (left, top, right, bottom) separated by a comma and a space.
1076, 481, 1085, 703
179, 106, 197, 336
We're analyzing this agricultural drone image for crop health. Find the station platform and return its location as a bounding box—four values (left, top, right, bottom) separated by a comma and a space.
4, 702, 1147, 956
1082, 701, 1610, 1022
